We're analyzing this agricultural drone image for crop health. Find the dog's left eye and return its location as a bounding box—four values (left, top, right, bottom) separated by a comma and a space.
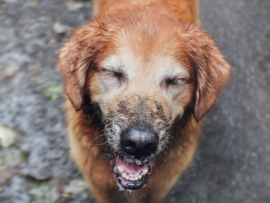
164, 78, 183, 86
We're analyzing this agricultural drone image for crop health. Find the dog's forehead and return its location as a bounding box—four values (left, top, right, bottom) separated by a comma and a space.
99, 12, 190, 78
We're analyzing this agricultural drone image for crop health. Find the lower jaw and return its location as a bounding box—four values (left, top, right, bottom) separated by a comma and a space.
112, 155, 154, 190
115, 173, 148, 190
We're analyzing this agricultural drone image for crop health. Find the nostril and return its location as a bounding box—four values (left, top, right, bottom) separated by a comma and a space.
144, 143, 156, 150
125, 141, 135, 147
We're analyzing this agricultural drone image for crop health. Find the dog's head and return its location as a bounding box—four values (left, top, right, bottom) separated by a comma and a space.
59, 10, 230, 190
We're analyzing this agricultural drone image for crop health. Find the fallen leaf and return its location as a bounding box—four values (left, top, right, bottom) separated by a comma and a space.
61, 193, 71, 198
0, 170, 12, 184
64, 179, 88, 194
0, 124, 18, 148
66, 2, 84, 10
4, 148, 23, 167
29, 184, 59, 201
29, 0, 39, 9
43, 85, 64, 100
52, 22, 71, 36
22, 168, 51, 181
52, 22, 66, 34
3, 63, 19, 78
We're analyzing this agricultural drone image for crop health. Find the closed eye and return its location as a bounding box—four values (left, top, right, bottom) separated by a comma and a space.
163, 77, 184, 87
102, 68, 126, 82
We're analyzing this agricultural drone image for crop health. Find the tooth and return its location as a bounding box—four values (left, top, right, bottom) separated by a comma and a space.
141, 169, 147, 175
138, 175, 142, 179
136, 160, 141, 165
125, 173, 130, 180
118, 166, 124, 173
123, 173, 127, 179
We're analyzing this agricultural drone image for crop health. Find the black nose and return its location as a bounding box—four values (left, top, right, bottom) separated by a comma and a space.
120, 128, 159, 158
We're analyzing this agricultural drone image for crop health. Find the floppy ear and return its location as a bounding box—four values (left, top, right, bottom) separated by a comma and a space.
58, 22, 103, 111
181, 25, 231, 121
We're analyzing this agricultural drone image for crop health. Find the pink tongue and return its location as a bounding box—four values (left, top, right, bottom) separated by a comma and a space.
116, 157, 148, 173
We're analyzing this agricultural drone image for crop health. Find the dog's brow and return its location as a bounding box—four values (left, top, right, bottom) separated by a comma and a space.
161, 65, 189, 80
101, 55, 124, 71
102, 65, 124, 72
164, 72, 187, 80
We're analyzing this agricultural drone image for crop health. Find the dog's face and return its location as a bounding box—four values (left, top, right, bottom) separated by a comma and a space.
59, 10, 230, 190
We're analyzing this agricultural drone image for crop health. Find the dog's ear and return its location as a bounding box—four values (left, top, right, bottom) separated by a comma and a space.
181, 25, 231, 121
58, 22, 103, 111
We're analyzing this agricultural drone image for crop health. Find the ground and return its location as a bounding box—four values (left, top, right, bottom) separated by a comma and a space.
0, 0, 269, 202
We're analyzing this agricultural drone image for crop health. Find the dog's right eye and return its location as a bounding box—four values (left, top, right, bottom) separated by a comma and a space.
102, 68, 125, 82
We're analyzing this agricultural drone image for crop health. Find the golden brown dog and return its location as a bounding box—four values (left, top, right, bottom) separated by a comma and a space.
58, 0, 231, 202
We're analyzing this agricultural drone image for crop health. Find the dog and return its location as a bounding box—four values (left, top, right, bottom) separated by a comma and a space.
58, 0, 231, 202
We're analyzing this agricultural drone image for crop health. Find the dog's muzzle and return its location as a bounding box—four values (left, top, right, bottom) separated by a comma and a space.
112, 127, 158, 190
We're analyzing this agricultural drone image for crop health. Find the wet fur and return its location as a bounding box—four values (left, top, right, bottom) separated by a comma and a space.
59, 0, 231, 202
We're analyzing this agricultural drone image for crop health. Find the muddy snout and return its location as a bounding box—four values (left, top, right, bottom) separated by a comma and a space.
120, 128, 159, 159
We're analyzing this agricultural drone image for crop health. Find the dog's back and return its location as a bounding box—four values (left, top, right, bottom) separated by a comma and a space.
94, 0, 200, 24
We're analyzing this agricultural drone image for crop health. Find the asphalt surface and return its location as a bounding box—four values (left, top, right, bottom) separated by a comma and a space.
0, 0, 269, 203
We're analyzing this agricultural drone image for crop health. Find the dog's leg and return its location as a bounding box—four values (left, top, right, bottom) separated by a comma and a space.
144, 169, 185, 203
67, 112, 119, 202
70, 141, 119, 203
73, 150, 120, 203
145, 178, 177, 203
125, 189, 148, 203
89, 186, 118, 203
145, 138, 199, 203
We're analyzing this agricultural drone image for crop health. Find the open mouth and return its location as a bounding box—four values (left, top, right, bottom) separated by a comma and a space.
112, 156, 154, 190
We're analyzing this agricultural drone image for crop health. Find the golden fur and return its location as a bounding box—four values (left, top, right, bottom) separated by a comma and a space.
58, 0, 231, 202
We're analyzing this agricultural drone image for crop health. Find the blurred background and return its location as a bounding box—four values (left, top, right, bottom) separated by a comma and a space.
0, 0, 269, 202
